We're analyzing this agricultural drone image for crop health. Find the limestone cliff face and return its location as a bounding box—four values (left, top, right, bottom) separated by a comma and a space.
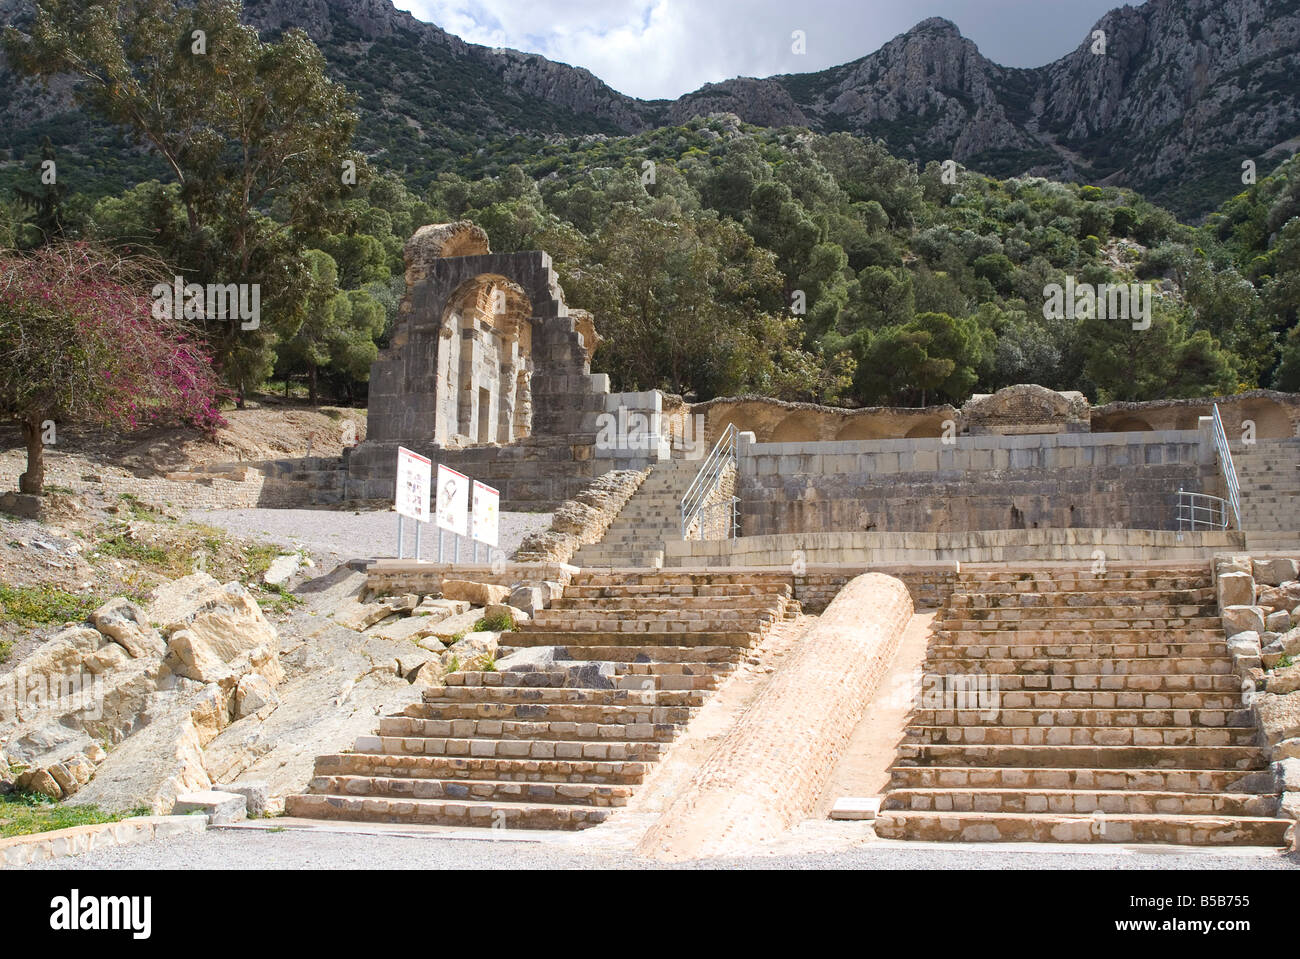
3, 0, 1299, 215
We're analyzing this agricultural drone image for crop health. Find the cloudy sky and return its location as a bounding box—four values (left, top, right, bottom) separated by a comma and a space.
404, 0, 1137, 99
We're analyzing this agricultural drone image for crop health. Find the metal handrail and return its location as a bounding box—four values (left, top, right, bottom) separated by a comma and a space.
680, 423, 738, 539
1210, 404, 1243, 530
1176, 489, 1229, 531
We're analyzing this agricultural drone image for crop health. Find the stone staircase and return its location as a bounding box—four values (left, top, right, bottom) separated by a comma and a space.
1234, 438, 1300, 552
285, 570, 797, 830
571, 457, 705, 568
874, 566, 1291, 846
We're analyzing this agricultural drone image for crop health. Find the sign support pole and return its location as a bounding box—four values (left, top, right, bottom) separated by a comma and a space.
397, 515, 404, 559
415, 522, 422, 563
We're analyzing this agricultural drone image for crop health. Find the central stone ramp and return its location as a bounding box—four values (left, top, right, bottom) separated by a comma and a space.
285, 570, 795, 830
874, 566, 1290, 846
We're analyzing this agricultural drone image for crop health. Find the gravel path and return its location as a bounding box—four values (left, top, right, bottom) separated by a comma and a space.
187, 508, 553, 564
22, 829, 1300, 871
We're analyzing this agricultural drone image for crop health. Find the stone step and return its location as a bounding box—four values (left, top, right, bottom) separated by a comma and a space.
285, 793, 610, 830
378, 716, 682, 742
937, 628, 1223, 644
881, 788, 1279, 817
957, 579, 1210, 594
930, 673, 1240, 692
928, 642, 1227, 660
398, 701, 696, 725
947, 589, 1216, 608
313, 753, 650, 785
944, 610, 1220, 625
370, 735, 667, 762
913, 707, 1253, 728
995, 690, 1241, 709
564, 582, 790, 597
888, 765, 1273, 793
893, 743, 1267, 769
504, 645, 743, 664
872, 810, 1292, 845
552, 595, 782, 611
923, 657, 1233, 675
940, 617, 1222, 632
503, 630, 758, 649
306, 775, 635, 807
903, 725, 1260, 747
614, 673, 722, 691
522, 609, 779, 629
421, 685, 707, 707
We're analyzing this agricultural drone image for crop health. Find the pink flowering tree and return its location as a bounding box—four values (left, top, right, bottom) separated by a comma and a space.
0, 243, 226, 494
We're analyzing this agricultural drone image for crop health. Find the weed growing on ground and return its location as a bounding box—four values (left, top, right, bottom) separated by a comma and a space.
0, 791, 150, 839
0, 584, 104, 627
475, 611, 514, 632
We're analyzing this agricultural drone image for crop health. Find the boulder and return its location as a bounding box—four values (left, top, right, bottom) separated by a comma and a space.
163, 583, 278, 685
389, 593, 419, 613
1223, 605, 1266, 637
1279, 791, 1300, 822
1259, 582, 1300, 611
188, 684, 231, 746
1253, 559, 1300, 587
83, 643, 130, 675
214, 780, 270, 818
234, 673, 280, 718
262, 554, 302, 587
1256, 690, 1300, 746
1267, 610, 1293, 633
333, 601, 399, 632
16, 766, 62, 799
417, 637, 447, 654
411, 597, 470, 619
146, 571, 221, 630
1274, 738, 1300, 761
485, 603, 525, 625
405, 660, 446, 686
442, 632, 499, 668
90, 598, 165, 659
173, 789, 247, 825
1269, 663, 1300, 696
365, 616, 447, 644
1276, 758, 1300, 793
1217, 571, 1255, 609
508, 585, 546, 617
419, 608, 487, 641
440, 580, 510, 606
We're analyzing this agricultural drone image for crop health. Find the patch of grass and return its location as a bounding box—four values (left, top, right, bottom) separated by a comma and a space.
42, 484, 75, 495
96, 534, 171, 568
256, 583, 304, 616
0, 639, 12, 665
0, 584, 103, 627
444, 655, 461, 673
1277, 655, 1295, 670
0, 792, 150, 840
116, 493, 160, 520
469, 654, 497, 672
474, 611, 514, 632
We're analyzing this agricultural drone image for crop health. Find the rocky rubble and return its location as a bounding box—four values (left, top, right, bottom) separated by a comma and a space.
1215, 553, 1300, 834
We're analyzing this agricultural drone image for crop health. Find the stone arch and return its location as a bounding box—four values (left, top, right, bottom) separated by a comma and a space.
436, 274, 535, 447
1173, 409, 1205, 431
1234, 398, 1294, 439
835, 418, 895, 441
769, 411, 830, 442
1105, 415, 1155, 433
904, 416, 949, 439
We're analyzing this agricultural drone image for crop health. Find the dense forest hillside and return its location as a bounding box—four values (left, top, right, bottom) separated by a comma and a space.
1, 1, 1298, 413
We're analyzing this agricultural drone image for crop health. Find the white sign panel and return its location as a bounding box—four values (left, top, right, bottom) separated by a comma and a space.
472, 480, 500, 547
435, 464, 470, 536
394, 447, 431, 522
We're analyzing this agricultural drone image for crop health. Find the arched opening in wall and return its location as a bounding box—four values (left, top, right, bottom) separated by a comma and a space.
1234, 400, 1293, 439
1100, 415, 1154, 433
904, 418, 947, 439
836, 418, 895, 441
1173, 409, 1206, 431
769, 411, 830, 443
436, 274, 534, 448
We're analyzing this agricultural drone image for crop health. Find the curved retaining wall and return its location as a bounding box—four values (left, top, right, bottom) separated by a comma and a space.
635, 572, 913, 861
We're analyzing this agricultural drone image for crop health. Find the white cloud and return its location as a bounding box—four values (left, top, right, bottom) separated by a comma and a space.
400, 0, 1137, 100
